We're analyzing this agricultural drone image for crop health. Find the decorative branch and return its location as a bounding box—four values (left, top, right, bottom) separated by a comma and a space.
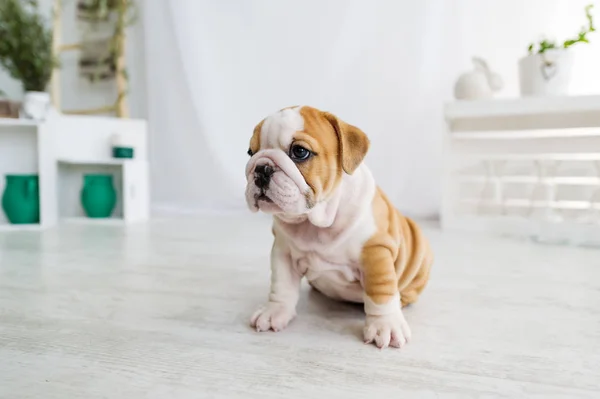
78, 0, 136, 117
527, 4, 595, 54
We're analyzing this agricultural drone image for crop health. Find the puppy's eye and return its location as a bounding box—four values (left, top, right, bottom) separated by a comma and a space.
290, 144, 312, 162
247, 148, 253, 157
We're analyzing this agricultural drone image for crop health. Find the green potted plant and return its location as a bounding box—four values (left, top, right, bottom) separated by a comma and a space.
519, 4, 595, 97
0, 0, 58, 120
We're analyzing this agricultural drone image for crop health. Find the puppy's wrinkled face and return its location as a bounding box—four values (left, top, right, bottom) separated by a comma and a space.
245, 106, 369, 216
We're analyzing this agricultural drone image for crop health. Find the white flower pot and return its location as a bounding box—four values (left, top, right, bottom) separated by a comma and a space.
518, 49, 574, 97
20, 91, 51, 121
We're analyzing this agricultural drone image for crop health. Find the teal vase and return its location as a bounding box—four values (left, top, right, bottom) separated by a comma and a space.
81, 174, 117, 218
1, 174, 40, 224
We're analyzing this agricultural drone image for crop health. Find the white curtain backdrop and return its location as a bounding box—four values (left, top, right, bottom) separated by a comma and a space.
143, 0, 599, 218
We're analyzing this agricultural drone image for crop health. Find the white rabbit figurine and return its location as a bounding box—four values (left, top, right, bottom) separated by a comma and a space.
454, 57, 503, 100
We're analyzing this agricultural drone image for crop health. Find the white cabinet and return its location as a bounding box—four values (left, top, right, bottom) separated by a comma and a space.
443, 95, 600, 246
0, 114, 150, 230
0, 119, 57, 230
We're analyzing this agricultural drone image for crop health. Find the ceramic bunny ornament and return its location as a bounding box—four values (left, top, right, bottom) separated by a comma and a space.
454, 57, 503, 100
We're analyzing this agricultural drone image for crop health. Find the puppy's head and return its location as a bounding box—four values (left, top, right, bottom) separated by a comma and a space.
244, 106, 369, 216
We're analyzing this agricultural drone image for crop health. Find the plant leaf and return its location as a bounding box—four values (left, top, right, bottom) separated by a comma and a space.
0, 0, 57, 91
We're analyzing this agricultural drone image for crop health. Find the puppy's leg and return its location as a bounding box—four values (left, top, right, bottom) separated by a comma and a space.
362, 245, 411, 349
250, 237, 301, 332
400, 255, 431, 307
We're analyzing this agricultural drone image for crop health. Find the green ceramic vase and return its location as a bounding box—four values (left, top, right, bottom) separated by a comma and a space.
81, 174, 117, 218
1, 174, 40, 224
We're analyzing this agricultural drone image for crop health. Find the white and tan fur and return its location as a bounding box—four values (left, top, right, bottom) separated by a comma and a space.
245, 106, 432, 349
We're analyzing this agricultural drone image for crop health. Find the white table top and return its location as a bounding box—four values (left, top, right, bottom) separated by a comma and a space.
445, 95, 600, 120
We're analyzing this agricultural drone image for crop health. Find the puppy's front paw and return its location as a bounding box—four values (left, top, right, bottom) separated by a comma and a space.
363, 311, 412, 349
250, 302, 296, 332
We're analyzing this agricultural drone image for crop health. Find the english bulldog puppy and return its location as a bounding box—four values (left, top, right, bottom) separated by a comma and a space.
245, 106, 433, 349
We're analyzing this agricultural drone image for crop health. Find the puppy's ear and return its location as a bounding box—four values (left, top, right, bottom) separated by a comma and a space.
323, 112, 370, 174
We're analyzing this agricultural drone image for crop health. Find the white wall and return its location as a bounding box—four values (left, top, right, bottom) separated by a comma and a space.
0, 0, 146, 118
144, 0, 600, 218
145, 0, 465, 218
462, 0, 600, 98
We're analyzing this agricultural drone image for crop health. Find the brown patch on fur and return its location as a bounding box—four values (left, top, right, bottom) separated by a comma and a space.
279, 107, 340, 202
361, 187, 433, 307
322, 112, 370, 174
249, 120, 263, 155
294, 106, 369, 202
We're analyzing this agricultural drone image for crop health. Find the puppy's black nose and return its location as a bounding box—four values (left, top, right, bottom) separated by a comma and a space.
254, 164, 274, 189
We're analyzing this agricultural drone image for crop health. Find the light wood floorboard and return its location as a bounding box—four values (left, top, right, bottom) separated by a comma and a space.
0, 215, 599, 398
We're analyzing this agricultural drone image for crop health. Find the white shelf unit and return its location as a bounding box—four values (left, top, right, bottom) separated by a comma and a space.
53, 115, 149, 225
443, 95, 600, 246
0, 119, 57, 230
0, 114, 149, 231
0, 118, 39, 127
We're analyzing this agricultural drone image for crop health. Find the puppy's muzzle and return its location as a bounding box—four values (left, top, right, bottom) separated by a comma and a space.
254, 164, 275, 189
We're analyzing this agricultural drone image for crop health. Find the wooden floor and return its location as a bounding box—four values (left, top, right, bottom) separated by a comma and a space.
0, 215, 599, 398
